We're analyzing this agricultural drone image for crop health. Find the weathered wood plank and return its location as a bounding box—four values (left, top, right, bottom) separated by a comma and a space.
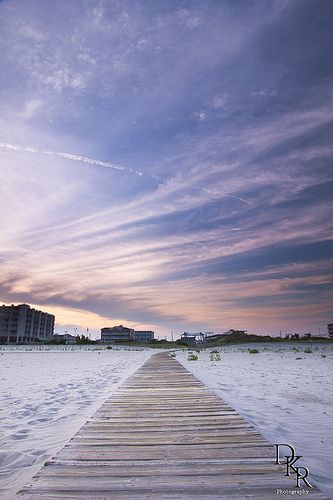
18, 352, 329, 499
19, 490, 328, 500
34, 461, 285, 477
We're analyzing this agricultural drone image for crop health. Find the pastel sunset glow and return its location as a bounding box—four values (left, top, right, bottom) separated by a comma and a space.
1, 0, 332, 337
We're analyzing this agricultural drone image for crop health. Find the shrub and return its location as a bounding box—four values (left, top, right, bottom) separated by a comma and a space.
210, 350, 221, 361
188, 353, 198, 361
304, 348, 312, 354
248, 348, 259, 354
106, 346, 113, 350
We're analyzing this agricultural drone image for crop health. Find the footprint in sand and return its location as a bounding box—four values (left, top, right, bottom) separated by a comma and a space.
10, 429, 31, 440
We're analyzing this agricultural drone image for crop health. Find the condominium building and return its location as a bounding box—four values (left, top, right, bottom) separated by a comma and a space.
101, 325, 154, 342
0, 304, 55, 343
133, 330, 154, 342
101, 325, 135, 342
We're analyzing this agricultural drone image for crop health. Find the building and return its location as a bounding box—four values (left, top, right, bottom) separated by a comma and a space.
52, 333, 77, 344
101, 325, 154, 342
181, 329, 248, 345
226, 329, 247, 336
327, 324, 333, 339
204, 333, 226, 343
101, 325, 134, 342
205, 329, 247, 343
180, 332, 206, 346
133, 330, 154, 342
0, 304, 55, 344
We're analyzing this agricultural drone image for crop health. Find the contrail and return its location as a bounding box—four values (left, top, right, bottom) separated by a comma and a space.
0, 142, 161, 182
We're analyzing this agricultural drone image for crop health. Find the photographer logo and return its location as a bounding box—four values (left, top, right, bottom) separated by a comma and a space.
274, 443, 312, 489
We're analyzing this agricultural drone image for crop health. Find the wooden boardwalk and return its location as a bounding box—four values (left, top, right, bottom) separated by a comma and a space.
19, 352, 328, 499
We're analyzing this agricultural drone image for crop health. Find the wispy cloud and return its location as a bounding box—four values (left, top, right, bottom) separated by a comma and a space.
0, 0, 332, 337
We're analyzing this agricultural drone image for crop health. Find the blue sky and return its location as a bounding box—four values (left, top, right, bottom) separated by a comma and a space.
0, 0, 332, 337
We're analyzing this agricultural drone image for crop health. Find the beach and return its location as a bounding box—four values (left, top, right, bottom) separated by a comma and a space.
0, 346, 151, 497
1, 343, 332, 498
177, 342, 333, 499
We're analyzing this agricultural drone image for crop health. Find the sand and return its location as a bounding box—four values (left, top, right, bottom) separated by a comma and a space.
1, 343, 332, 499
177, 342, 333, 499
0, 345, 151, 497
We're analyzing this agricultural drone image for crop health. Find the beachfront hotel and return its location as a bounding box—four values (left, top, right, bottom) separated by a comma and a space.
101, 325, 154, 342
0, 303, 55, 344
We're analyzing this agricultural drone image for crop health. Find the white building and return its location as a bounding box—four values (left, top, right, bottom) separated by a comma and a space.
0, 304, 55, 344
180, 332, 206, 345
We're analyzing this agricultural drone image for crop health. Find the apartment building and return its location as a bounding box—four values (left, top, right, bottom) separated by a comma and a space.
101, 325, 154, 342
133, 330, 154, 342
101, 325, 134, 342
0, 303, 55, 343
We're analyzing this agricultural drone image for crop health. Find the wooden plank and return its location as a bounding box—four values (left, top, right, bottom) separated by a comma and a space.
34, 461, 285, 477
19, 490, 328, 500
18, 352, 329, 499
75, 428, 255, 437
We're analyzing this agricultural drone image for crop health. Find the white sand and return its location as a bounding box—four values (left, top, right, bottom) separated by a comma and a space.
1, 343, 332, 499
0, 345, 152, 497
177, 342, 333, 499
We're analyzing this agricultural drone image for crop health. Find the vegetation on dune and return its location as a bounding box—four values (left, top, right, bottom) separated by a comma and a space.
209, 350, 221, 361
192, 331, 332, 348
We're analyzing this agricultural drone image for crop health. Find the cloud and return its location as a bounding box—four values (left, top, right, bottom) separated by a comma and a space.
211, 95, 228, 109
20, 99, 43, 119
0, 0, 332, 337
251, 88, 277, 98
46, 68, 87, 92
193, 111, 207, 122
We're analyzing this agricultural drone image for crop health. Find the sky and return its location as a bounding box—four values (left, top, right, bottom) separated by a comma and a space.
0, 0, 332, 339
